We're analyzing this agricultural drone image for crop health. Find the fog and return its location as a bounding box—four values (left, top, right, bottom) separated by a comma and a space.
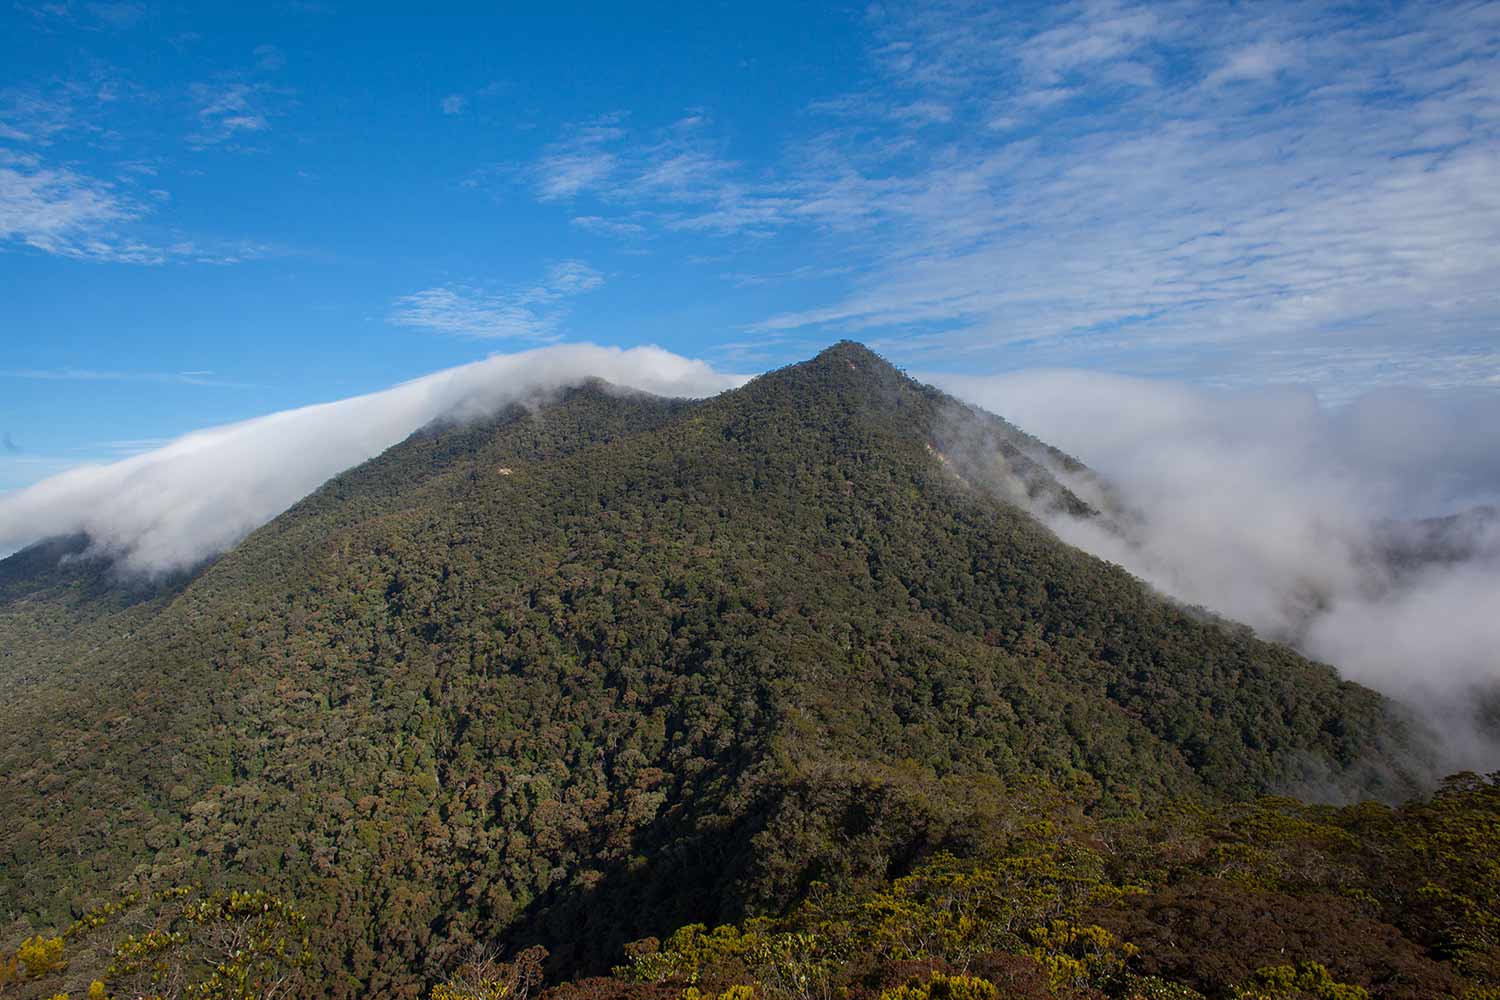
0, 344, 743, 575
935, 370, 1500, 771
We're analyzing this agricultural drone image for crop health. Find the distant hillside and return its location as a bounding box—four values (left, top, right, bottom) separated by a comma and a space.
0, 343, 1417, 998
1373, 505, 1500, 576
0, 533, 195, 696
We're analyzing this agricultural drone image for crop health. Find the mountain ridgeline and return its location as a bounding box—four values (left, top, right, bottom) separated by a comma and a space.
0, 343, 1426, 998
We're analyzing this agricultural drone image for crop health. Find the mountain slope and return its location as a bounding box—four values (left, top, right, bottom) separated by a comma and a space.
0, 534, 194, 695
0, 343, 1414, 997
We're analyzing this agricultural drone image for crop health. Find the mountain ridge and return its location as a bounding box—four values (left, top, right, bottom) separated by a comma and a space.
0, 342, 1419, 997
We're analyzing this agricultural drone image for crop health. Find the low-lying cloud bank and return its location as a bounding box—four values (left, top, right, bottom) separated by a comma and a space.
0, 344, 743, 574
935, 371, 1500, 772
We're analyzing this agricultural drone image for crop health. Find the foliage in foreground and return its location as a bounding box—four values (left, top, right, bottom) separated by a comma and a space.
0, 887, 308, 1000
7, 773, 1496, 1000
525, 773, 1495, 1000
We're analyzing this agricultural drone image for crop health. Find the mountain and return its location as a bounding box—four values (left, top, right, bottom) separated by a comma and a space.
0, 343, 1419, 998
0, 533, 190, 696
1373, 505, 1500, 577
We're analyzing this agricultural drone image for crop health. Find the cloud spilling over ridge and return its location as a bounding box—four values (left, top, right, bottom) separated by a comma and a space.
0, 344, 744, 575
934, 371, 1500, 771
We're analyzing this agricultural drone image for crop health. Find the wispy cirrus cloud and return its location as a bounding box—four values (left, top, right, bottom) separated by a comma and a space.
570, 214, 647, 238
91, 437, 172, 455
390, 261, 604, 341
522, 112, 886, 237
187, 80, 280, 148
16, 0, 145, 31
184, 46, 294, 150
516, 0, 1500, 394
0, 366, 257, 387
0, 151, 281, 264
253, 44, 285, 72
0, 40, 290, 261
0, 88, 75, 144
532, 115, 626, 199
0, 152, 157, 261
0, 81, 165, 262
0, 65, 148, 148
85, 2, 144, 29
776, 1, 1500, 388
1202, 39, 1298, 88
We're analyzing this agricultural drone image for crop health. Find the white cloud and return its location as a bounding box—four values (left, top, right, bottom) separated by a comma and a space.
0, 87, 76, 144
0, 344, 746, 574
750, 1, 1500, 383
1203, 40, 1297, 87
889, 100, 954, 126
517, 1, 1500, 393
936, 369, 1500, 771
1020, 2, 1165, 82
93, 437, 172, 455
391, 287, 553, 340
543, 259, 604, 295
536, 149, 617, 199
522, 116, 823, 234
85, 1, 143, 29
571, 214, 647, 237
0, 367, 255, 387
17, 0, 144, 29
1015, 86, 1078, 108
187, 81, 279, 148
0, 153, 163, 261
634, 148, 732, 196
532, 116, 627, 199
0, 52, 294, 262
441, 93, 466, 115
389, 261, 604, 340
254, 44, 286, 71
0, 154, 280, 264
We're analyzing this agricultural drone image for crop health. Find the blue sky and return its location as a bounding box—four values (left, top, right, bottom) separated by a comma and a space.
4, 0, 1500, 493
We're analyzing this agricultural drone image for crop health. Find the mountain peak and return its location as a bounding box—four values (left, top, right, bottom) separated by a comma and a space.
745, 340, 912, 402
721, 340, 924, 435
810, 339, 899, 374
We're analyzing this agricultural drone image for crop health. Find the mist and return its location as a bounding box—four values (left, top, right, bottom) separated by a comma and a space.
935, 370, 1500, 772
0, 344, 743, 575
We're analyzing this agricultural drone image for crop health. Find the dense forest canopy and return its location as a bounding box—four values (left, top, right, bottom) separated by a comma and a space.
0, 344, 1441, 999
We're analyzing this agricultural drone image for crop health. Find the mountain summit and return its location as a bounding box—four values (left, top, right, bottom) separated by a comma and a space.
0, 343, 1414, 996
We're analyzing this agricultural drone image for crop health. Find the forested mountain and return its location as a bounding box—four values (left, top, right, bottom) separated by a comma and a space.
0, 533, 189, 696
0, 343, 1433, 999
1373, 505, 1500, 577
